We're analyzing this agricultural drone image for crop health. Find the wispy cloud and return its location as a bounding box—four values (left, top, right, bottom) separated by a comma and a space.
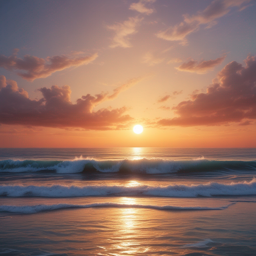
108, 77, 144, 99
142, 52, 164, 66
158, 95, 170, 103
158, 106, 170, 110
176, 55, 226, 74
107, 17, 143, 48
156, 0, 250, 43
157, 91, 183, 103
167, 58, 182, 64
0, 51, 98, 81
173, 90, 183, 96
158, 55, 256, 126
0, 76, 144, 130
129, 0, 156, 15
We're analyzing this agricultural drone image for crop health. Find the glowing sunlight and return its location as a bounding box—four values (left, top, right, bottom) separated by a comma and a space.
133, 125, 143, 134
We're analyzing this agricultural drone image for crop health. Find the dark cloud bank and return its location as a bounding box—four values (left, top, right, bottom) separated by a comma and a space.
158, 56, 256, 126
0, 76, 143, 130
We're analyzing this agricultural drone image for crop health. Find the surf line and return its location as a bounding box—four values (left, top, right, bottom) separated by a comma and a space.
0, 202, 235, 214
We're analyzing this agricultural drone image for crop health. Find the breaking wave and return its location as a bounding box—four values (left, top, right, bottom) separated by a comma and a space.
0, 158, 256, 174
0, 203, 234, 214
1, 179, 256, 198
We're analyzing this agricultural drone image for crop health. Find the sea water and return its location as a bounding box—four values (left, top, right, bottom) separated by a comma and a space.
0, 148, 256, 255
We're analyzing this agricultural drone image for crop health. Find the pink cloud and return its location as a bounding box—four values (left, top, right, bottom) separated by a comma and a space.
108, 77, 144, 99
158, 106, 170, 110
156, 0, 250, 43
158, 91, 183, 103
0, 76, 141, 130
142, 52, 164, 66
176, 55, 226, 74
158, 56, 256, 126
129, 0, 156, 15
0, 52, 98, 81
158, 95, 170, 103
107, 17, 143, 48
173, 90, 183, 96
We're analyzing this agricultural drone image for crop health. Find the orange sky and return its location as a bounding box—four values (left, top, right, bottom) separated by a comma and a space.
0, 0, 256, 147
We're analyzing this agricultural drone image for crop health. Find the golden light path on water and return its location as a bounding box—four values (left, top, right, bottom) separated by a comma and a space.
132, 147, 143, 160
114, 197, 150, 255
114, 178, 152, 254
126, 180, 141, 187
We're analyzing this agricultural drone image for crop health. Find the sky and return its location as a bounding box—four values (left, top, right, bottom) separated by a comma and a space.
0, 0, 256, 148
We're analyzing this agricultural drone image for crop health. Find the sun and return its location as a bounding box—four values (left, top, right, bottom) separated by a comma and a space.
133, 124, 143, 134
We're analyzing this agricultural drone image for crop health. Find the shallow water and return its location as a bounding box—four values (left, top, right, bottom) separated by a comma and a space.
0, 148, 256, 255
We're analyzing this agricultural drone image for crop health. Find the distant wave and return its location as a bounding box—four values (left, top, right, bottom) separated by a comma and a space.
1, 179, 256, 198
0, 158, 256, 174
230, 200, 256, 203
0, 248, 65, 256
0, 203, 234, 214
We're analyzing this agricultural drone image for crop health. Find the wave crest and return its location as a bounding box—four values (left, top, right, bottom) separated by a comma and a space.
1, 179, 256, 198
0, 158, 256, 174
0, 203, 234, 214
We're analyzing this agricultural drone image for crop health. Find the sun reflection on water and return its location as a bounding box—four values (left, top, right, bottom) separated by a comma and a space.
131, 147, 143, 160
120, 197, 136, 229
126, 180, 141, 187
97, 197, 152, 255
112, 197, 145, 254
120, 197, 137, 204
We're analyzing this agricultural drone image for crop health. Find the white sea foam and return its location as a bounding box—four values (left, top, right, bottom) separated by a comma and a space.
0, 203, 233, 214
182, 239, 213, 248
193, 156, 205, 161
1, 179, 256, 198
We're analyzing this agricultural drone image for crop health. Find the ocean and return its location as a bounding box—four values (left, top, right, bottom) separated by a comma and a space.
0, 148, 256, 255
